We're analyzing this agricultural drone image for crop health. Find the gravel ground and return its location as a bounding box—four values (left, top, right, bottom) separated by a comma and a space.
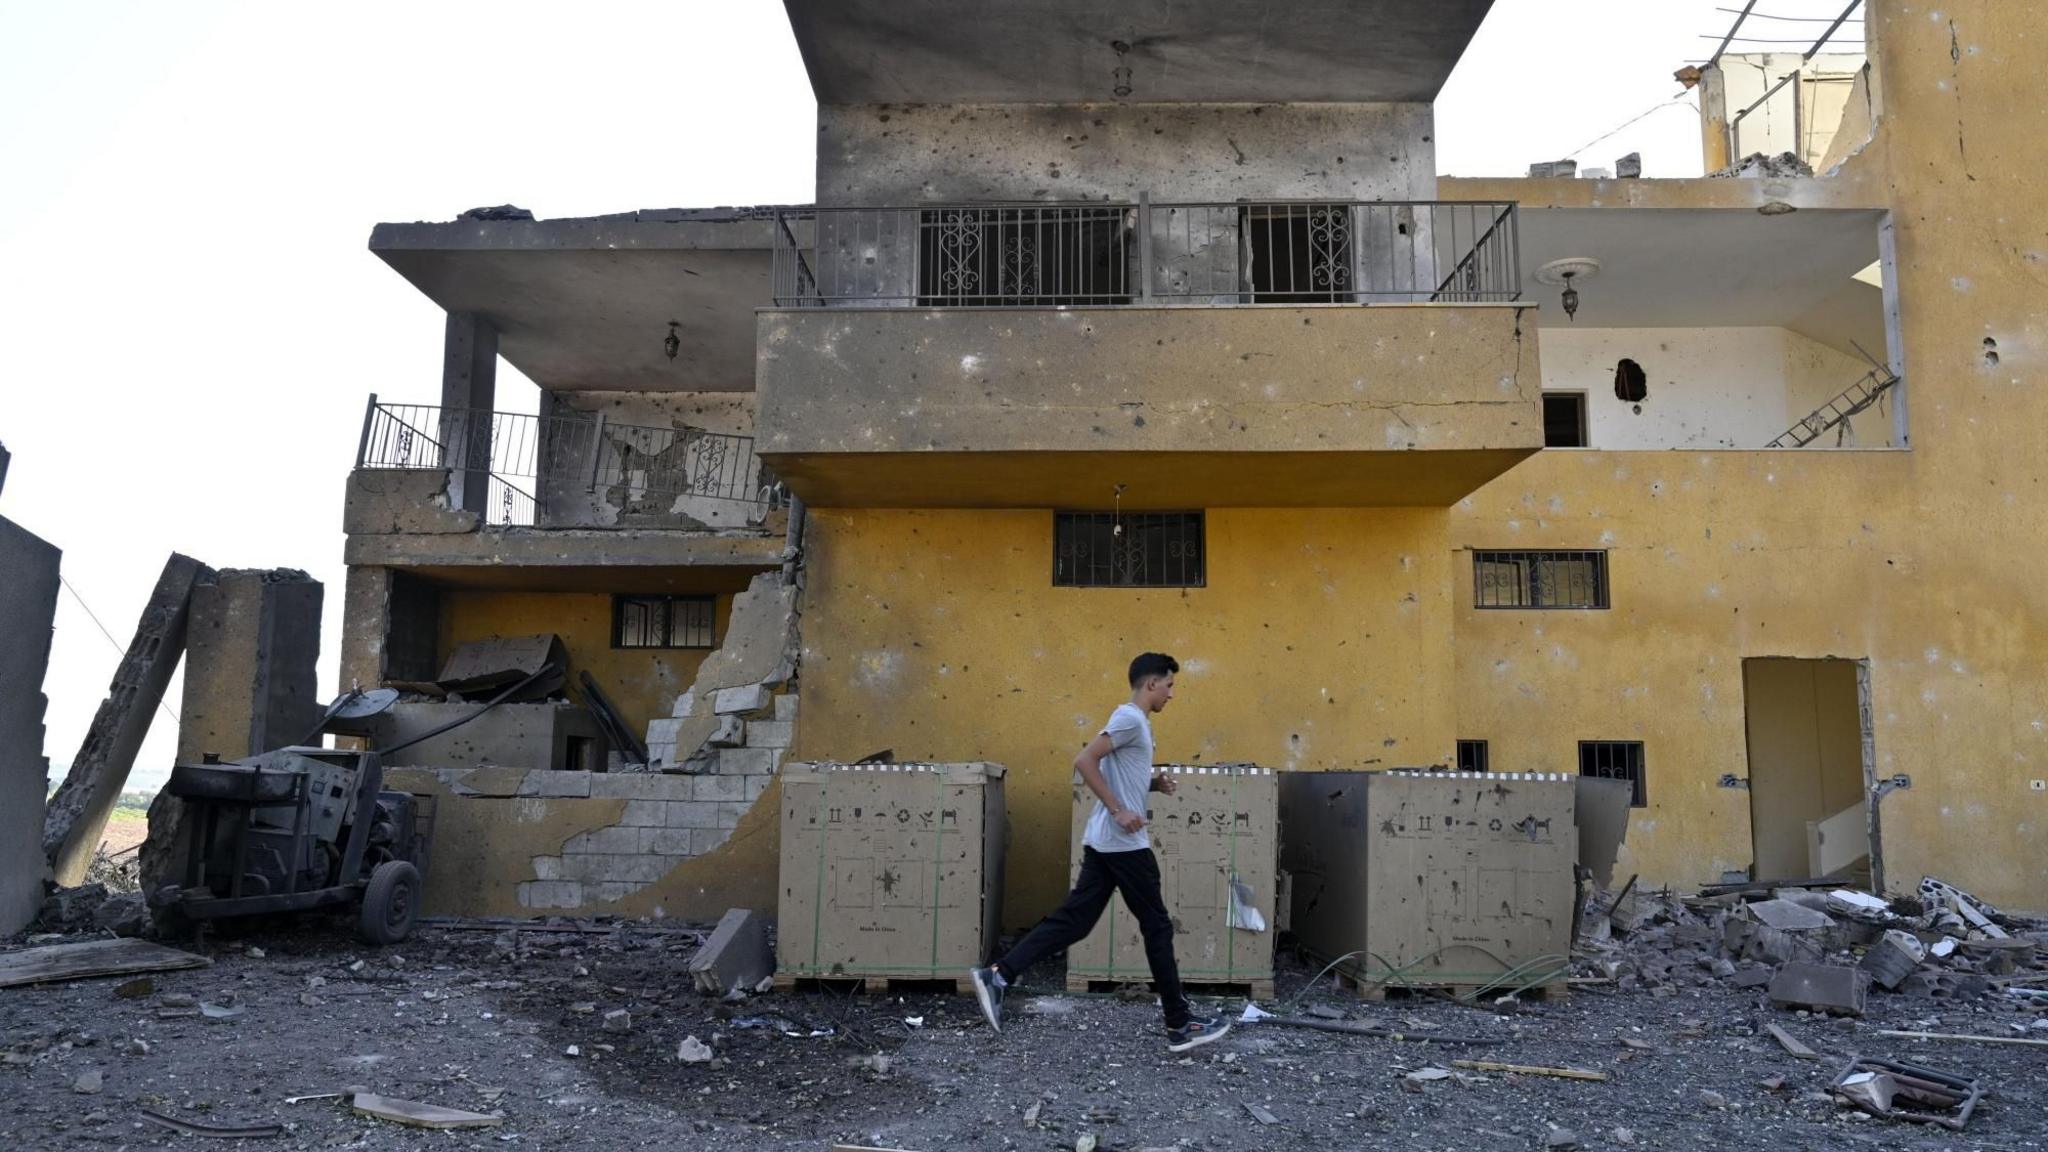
3, 916, 2046, 1151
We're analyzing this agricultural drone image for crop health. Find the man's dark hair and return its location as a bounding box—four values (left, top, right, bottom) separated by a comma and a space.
1128, 652, 1179, 688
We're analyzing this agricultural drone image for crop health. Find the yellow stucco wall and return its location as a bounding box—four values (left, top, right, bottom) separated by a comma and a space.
438, 591, 731, 738
792, 507, 1456, 925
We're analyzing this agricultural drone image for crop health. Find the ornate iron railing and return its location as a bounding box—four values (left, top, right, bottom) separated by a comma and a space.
772, 199, 1519, 307
356, 398, 780, 527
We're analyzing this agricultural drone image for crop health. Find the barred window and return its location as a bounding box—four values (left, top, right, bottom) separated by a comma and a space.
1579, 741, 1646, 807
1244, 203, 1354, 303
1054, 512, 1205, 588
1473, 550, 1609, 609
1456, 740, 1490, 774
918, 206, 1132, 306
613, 595, 716, 649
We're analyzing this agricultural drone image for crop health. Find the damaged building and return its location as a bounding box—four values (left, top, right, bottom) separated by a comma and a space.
324, 0, 2043, 934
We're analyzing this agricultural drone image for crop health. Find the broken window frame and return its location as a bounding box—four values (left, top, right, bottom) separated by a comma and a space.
1472, 550, 1609, 610
1052, 512, 1206, 589
1579, 740, 1647, 807
612, 594, 717, 650
1456, 740, 1490, 774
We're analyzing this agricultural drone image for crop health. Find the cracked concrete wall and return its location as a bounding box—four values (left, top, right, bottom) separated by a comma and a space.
390, 766, 780, 918
0, 515, 59, 933
817, 102, 1435, 205
537, 392, 766, 530
343, 469, 481, 536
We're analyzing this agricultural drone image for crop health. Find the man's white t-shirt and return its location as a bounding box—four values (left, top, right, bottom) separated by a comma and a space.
1080, 703, 1155, 853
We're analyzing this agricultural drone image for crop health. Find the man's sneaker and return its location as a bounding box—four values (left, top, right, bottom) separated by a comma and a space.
967, 966, 1005, 1032
1166, 1015, 1231, 1053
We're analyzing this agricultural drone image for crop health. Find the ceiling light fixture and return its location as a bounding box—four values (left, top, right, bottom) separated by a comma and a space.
1534, 257, 1601, 324
663, 321, 681, 361
1111, 40, 1132, 98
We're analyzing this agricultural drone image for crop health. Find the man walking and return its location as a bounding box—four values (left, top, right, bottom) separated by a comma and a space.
969, 652, 1231, 1052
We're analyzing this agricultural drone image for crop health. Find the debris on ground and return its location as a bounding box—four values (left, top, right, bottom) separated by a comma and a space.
676, 1035, 714, 1063
1451, 1060, 1608, 1082
0, 937, 209, 987
1710, 150, 1815, 178
689, 907, 773, 994
352, 1092, 506, 1129
139, 1110, 287, 1138
1829, 1056, 1981, 1129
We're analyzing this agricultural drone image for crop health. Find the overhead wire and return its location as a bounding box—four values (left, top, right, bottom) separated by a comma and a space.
60, 575, 180, 725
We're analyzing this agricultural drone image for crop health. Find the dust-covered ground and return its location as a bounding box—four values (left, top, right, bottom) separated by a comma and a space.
3, 915, 2046, 1152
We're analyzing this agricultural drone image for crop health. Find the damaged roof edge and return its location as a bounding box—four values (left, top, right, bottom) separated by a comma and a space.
368, 205, 813, 255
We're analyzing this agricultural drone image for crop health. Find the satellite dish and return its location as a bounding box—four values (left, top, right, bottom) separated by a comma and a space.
329, 688, 400, 720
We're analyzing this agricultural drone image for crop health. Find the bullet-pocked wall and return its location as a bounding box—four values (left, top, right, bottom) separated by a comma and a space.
1439, 0, 2048, 912
816, 102, 1436, 204
790, 507, 1456, 925
438, 591, 733, 740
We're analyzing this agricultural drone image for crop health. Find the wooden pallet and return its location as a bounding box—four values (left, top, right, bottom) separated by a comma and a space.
1333, 967, 1568, 1003
771, 973, 976, 997
1064, 975, 1276, 1002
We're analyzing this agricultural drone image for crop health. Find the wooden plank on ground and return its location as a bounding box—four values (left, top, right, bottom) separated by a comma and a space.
0, 939, 210, 989
351, 1093, 504, 1129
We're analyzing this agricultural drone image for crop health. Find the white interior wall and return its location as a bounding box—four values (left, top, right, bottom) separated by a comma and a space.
1540, 326, 1880, 450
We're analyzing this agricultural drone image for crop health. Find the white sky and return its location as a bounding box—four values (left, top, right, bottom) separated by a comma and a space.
1, 0, 1862, 792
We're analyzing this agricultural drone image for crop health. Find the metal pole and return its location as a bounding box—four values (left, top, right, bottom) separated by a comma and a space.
1138, 190, 1153, 301
355, 393, 379, 468
1708, 0, 1758, 66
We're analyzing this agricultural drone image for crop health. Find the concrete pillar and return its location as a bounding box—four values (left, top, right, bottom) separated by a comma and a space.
439, 312, 498, 516
0, 516, 59, 933
177, 569, 326, 764
1699, 64, 1733, 173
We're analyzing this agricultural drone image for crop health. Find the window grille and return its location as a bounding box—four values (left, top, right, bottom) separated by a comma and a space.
1243, 203, 1354, 303
1473, 550, 1609, 609
1456, 740, 1490, 774
613, 595, 716, 649
1053, 512, 1205, 588
917, 206, 1132, 306
1579, 740, 1647, 807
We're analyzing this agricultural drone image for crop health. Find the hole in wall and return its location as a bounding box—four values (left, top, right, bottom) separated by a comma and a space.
1983, 337, 2000, 367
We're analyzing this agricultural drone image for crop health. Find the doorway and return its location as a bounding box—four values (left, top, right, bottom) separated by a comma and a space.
1741, 658, 1872, 883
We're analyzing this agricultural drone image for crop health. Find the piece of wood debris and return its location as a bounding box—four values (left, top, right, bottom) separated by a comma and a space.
1244, 1102, 1281, 1125
0, 939, 210, 989
1877, 1030, 2048, 1048
351, 1093, 504, 1129
1765, 1022, 1821, 1061
139, 1109, 285, 1138
1452, 1060, 1609, 1082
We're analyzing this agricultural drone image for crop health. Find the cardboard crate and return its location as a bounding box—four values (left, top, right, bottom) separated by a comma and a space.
776, 762, 1005, 985
1280, 770, 1577, 995
1065, 765, 1278, 996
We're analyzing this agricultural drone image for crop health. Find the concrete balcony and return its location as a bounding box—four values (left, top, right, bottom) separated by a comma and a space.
754, 301, 1541, 508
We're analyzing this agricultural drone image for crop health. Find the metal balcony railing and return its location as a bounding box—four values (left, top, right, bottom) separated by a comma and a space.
356, 398, 781, 528
772, 199, 1519, 307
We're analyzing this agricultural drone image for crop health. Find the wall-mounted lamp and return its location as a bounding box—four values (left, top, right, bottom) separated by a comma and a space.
1111, 40, 1132, 98
663, 321, 681, 361
1534, 257, 1601, 324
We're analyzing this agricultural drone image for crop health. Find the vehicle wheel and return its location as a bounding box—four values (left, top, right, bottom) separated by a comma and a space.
357, 860, 420, 945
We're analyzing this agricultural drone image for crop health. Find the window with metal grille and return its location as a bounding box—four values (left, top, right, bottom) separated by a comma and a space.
1053, 512, 1205, 588
1543, 392, 1588, 448
1473, 550, 1609, 609
1244, 203, 1353, 303
917, 206, 1132, 306
1579, 741, 1646, 807
612, 595, 716, 649
1456, 740, 1489, 774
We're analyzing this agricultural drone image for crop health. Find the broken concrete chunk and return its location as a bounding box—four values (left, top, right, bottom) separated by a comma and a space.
72, 1069, 102, 1094
351, 1093, 504, 1130
1826, 889, 1890, 918
1860, 929, 1928, 990
601, 1009, 631, 1033
689, 908, 773, 995
709, 714, 747, 748
1743, 899, 1835, 933
1528, 159, 1577, 178
1615, 151, 1642, 178
1768, 962, 1867, 1016
676, 1035, 714, 1063
712, 684, 772, 716
436, 634, 566, 701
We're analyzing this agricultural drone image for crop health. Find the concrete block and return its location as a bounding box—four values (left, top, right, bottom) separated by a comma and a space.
666, 802, 723, 830
619, 800, 670, 827
692, 826, 734, 855
563, 826, 641, 855
589, 773, 693, 800
595, 881, 645, 903
642, 827, 696, 855
693, 773, 747, 802
558, 853, 607, 881
669, 690, 695, 719
520, 880, 585, 909
531, 856, 564, 881
1860, 929, 1927, 990
647, 718, 686, 746
646, 743, 677, 770
716, 801, 751, 829
689, 909, 774, 994
1769, 962, 1867, 1016
1743, 899, 1834, 932
773, 693, 799, 721
605, 855, 671, 884
713, 684, 772, 716
747, 720, 794, 749
709, 715, 746, 748
519, 771, 593, 799
719, 747, 781, 776
745, 774, 774, 801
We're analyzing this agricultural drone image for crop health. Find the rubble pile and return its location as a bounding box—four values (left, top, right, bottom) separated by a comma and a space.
1577, 876, 2048, 1016
33, 883, 149, 938
1710, 150, 1815, 179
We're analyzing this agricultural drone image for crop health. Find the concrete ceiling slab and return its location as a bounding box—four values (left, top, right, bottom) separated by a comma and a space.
1515, 207, 1886, 356
783, 0, 1496, 104
371, 212, 788, 393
